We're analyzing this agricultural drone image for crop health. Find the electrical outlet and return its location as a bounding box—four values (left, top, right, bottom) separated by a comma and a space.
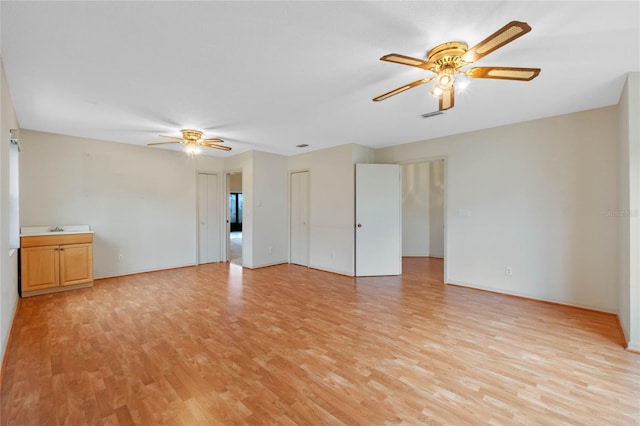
505, 267, 512, 276
118, 253, 124, 262
268, 246, 273, 254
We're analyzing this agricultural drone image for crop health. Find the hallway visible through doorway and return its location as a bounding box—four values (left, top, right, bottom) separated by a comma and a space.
227, 172, 243, 265
230, 231, 242, 265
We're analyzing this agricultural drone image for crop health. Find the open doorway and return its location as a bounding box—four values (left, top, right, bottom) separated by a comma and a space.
228, 172, 243, 265
401, 159, 446, 261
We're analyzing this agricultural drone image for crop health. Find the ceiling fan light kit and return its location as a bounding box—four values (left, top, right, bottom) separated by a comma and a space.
184, 144, 202, 156
373, 21, 541, 111
147, 128, 231, 156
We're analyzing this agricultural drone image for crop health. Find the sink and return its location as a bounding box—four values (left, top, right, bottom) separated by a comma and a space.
21, 225, 93, 237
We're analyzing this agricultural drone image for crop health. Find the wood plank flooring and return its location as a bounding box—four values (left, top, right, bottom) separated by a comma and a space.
1, 258, 639, 425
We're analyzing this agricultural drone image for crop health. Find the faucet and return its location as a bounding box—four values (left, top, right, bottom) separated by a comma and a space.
50, 226, 64, 232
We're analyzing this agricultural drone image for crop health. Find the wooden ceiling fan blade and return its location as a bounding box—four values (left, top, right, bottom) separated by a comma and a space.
201, 142, 232, 151
461, 21, 532, 63
467, 66, 540, 81
201, 138, 224, 143
373, 77, 435, 102
147, 141, 183, 146
438, 88, 455, 111
159, 135, 184, 141
380, 53, 435, 71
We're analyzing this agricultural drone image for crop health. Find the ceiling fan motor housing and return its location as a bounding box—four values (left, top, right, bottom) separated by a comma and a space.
181, 129, 203, 143
427, 41, 469, 70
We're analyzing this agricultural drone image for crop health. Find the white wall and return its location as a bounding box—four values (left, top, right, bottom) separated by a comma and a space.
402, 162, 430, 256
0, 59, 20, 366
288, 144, 360, 275
429, 159, 445, 258
376, 107, 620, 313
352, 144, 375, 164
251, 151, 288, 268
19, 130, 224, 278
618, 72, 640, 350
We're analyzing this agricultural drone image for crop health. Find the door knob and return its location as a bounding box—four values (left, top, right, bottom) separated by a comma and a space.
357, 224, 362, 228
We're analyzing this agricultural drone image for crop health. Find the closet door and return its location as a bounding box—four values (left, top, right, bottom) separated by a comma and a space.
290, 171, 310, 266
198, 173, 220, 264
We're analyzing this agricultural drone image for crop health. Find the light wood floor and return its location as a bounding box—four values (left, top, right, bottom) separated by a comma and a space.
1, 258, 638, 425
229, 232, 242, 265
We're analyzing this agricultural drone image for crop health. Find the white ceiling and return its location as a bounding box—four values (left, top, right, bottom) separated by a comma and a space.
1, 1, 639, 157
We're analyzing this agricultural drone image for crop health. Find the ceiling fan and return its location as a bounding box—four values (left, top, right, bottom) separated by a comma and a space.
147, 129, 231, 155
373, 21, 541, 111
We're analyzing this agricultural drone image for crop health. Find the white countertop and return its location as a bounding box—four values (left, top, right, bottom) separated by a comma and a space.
21, 225, 94, 237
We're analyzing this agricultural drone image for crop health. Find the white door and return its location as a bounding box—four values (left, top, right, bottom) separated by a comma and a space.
198, 173, 220, 264
290, 171, 310, 266
355, 163, 402, 276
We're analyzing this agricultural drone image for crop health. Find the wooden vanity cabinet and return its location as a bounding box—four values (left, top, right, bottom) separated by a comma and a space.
20, 233, 93, 297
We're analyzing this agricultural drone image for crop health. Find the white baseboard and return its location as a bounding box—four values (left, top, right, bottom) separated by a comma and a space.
308, 263, 354, 277
95, 263, 197, 280
627, 341, 640, 353
446, 280, 616, 314
243, 261, 287, 269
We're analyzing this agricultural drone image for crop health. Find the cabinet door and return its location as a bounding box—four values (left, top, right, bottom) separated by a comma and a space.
21, 246, 60, 291
60, 243, 93, 286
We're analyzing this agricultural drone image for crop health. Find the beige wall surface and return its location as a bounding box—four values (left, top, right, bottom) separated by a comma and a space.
402, 162, 430, 256
288, 144, 359, 276
429, 159, 445, 258
251, 151, 288, 268
19, 130, 224, 278
376, 106, 620, 313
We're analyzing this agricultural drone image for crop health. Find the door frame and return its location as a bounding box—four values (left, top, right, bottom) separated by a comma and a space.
195, 172, 220, 265
397, 156, 448, 283
288, 169, 310, 266
224, 169, 243, 263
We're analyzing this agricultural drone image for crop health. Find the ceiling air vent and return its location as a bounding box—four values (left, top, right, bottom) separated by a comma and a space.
296, 144, 309, 148
421, 111, 444, 119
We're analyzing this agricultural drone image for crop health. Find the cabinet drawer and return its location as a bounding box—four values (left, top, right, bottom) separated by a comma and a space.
21, 233, 93, 248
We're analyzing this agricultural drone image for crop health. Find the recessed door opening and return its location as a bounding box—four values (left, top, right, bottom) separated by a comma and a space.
402, 160, 445, 258
228, 172, 243, 265
401, 159, 446, 278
